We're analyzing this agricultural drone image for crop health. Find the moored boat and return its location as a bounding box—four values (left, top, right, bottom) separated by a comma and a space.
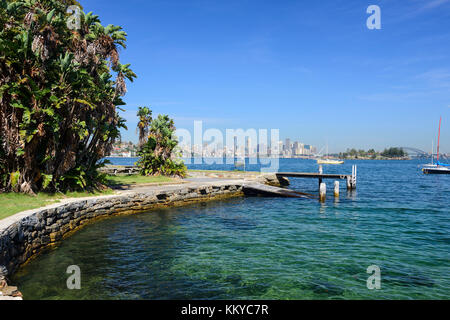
317, 159, 344, 165
422, 165, 450, 174
317, 142, 344, 165
422, 117, 450, 175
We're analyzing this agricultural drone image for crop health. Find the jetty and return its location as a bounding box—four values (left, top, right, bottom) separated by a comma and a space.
276, 165, 357, 190
101, 164, 357, 198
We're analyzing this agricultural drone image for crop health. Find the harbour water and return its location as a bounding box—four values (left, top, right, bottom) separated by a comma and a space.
11, 159, 450, 299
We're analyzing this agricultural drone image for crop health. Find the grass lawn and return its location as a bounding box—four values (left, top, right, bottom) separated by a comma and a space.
0, 175, 180, 220
106, 174, 178, 186
0, 190, 114, 220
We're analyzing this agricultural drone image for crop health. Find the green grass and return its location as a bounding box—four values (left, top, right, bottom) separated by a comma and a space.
0, 175, 180, 220
0, 190, 114, 220
106, 174, 178, 186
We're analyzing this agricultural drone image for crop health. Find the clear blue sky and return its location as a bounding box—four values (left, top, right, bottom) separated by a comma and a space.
83, 0, 450, 153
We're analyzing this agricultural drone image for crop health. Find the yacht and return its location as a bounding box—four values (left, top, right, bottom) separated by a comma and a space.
422, 117, 450, 174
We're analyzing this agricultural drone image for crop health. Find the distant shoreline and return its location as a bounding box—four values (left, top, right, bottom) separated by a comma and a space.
106, 156, 414, 161
339, 157, 411, 161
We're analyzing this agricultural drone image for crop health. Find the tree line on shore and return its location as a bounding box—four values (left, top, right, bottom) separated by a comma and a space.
338, 147, 408, 159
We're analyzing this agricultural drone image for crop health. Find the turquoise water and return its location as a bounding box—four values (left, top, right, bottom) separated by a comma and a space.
11, 159, 450, 299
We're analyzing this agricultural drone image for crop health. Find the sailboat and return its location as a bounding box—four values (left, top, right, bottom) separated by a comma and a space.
316, 143, 344, 165
317, 158, 344, 165
422, 117, 450, 174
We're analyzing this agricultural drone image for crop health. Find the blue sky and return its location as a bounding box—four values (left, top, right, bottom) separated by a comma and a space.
82, 0, 450, 153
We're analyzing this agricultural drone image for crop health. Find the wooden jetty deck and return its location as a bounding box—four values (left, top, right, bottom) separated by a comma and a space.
276, 165, 358, 190
276, 172, 351, 179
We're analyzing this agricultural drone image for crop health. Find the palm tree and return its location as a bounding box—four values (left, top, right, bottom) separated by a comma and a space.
136, 107, 152, 148
137, 114, 186, 177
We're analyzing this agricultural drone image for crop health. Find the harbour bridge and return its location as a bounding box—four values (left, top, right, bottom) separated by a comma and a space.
397, 147, 430, 158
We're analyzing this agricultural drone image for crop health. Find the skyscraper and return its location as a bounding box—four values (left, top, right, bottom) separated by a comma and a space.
285, 138, 291, 151
245, 137, 251, 157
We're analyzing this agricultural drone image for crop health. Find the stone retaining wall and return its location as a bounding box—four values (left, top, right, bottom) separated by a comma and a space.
99, 165, 140, 175
0, 181, 245, 280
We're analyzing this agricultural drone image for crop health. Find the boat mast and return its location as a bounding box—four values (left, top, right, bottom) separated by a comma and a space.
437, 117, 442, 164
431, 140, 434, 165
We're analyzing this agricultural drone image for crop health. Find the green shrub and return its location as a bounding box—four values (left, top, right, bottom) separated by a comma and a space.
137, 114, 187, 178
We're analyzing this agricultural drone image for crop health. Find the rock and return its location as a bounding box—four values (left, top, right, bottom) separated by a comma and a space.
7, 225, 18, 241
12, 290, 23, 298
256, 173, 290, 187
156, 193, 168, 200
1, 285, 19, 296
46, 217, 54, 226
0, 279, 22, 299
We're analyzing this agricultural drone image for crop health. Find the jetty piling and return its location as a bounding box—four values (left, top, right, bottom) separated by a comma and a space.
334, 181, 339, 198
319, 183, 326, 202
350, 165, 357, 190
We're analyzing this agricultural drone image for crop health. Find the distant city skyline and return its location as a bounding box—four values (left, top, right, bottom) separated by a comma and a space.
112, 137, 449, 158
177, 137, 317, 158
83, 0, 450, 153
116, 136, 447, 158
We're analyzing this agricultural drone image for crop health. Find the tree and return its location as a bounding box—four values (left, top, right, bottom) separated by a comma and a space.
346, 148, 358, 158
136, 106, 152, 148
137, 114, 187, 177
0, 0, 136, 194
364, 149, 375, 159
381, 147, 407, 158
